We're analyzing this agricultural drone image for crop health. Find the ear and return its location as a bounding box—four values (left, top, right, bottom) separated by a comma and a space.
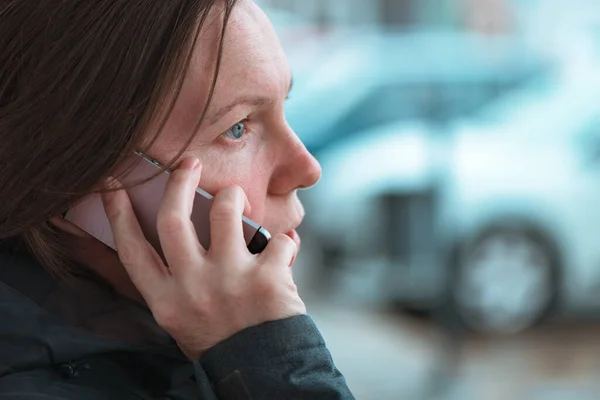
49, 216, 92, 239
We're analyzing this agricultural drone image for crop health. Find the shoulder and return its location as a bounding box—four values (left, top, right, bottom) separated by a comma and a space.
0, 365, 142, 400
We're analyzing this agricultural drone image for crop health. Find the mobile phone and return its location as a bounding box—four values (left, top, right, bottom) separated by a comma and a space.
64, 152, 271, 259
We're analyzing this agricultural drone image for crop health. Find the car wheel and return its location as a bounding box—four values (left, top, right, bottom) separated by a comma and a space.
452, 225, 560, 334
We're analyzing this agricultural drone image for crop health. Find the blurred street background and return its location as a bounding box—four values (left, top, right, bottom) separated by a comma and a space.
257, 0, 600, 399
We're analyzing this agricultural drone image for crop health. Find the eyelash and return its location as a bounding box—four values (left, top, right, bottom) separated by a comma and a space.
219, 118, 251, 145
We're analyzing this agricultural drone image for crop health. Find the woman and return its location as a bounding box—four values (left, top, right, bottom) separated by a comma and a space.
0, 0, 355, 399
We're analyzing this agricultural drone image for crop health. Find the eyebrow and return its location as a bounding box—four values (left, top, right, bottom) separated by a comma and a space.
205, 77, 294, 127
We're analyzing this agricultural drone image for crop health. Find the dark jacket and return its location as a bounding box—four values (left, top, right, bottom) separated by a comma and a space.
0, 248, 355, 399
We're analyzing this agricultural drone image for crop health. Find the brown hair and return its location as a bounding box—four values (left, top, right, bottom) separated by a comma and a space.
0, 0, 237, 276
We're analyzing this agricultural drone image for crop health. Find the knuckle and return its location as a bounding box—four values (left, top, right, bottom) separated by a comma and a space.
273, 233, 296, 253
286, 281, 300, 295
210, 201, 238, 223
117, 240, 143, 267
102, 195, 122, 221
153, 304, 181, 331
276, 233, 295, 247
157, 212, 189, 235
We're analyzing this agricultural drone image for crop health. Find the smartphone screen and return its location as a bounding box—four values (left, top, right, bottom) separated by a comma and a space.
64, 152, 270, 259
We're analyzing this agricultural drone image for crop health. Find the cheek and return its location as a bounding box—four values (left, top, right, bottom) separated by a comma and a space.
150, 138, 277, 226
244, 187, 268, 222
196, 152, 272, 222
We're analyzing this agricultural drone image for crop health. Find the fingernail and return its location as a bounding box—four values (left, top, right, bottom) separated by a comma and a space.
181, 157, 200, 170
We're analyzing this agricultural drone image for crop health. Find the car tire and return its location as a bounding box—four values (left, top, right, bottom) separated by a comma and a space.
450, 223, 561, 334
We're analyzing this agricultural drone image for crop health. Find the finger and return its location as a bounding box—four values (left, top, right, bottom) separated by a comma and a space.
156, 157, 206, 271
259, 233, 298, 269
102, 177, 168, 302
243, 196, 252, 217
209, 185, 248, 258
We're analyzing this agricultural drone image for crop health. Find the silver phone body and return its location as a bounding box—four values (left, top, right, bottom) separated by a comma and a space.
64, 152, 271, 259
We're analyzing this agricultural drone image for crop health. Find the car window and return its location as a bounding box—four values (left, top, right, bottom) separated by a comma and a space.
310, 76, 541, 151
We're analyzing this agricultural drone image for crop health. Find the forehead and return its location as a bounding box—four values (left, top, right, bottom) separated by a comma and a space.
170, 1, 289, 130
220, 1, 289, 92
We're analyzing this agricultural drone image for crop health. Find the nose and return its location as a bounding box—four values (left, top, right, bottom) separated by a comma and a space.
268, 128, 322, 195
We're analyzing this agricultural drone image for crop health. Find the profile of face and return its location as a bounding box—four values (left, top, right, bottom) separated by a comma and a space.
147, 0, 321, 245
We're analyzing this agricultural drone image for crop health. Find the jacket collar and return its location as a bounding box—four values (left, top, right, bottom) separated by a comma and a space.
0, 249, 186, 376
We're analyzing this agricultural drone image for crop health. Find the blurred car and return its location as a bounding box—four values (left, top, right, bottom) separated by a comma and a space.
300, 120, 446, 316
302, 44, 600, 334
440, 57, 600, 334
285, 31, 547, 154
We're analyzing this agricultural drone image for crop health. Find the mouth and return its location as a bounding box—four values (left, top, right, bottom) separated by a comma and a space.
284, 212, 303, 253
283, 203, 305, 262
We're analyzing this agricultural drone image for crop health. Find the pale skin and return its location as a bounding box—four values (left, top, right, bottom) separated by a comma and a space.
51, 0, 322, 359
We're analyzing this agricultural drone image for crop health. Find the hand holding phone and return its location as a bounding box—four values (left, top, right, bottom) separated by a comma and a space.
72, 155, 307, 359
65, 152, 270, 259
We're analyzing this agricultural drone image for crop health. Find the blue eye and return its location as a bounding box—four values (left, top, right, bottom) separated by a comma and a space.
223, 120, 247, 140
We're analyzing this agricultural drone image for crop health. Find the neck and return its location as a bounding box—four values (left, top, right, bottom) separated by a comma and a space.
67, 235, 146, 304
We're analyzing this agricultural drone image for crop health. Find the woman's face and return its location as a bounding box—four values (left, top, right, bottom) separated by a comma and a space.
148, 1, 321, 246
